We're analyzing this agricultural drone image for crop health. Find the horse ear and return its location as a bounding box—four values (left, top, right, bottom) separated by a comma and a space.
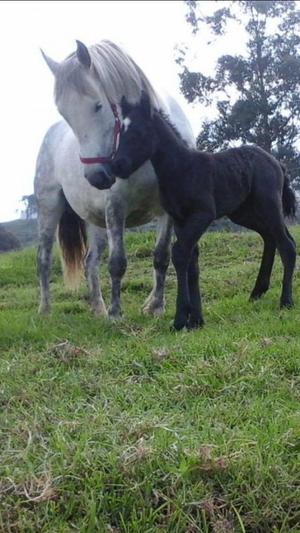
140, 91, 151, 118
40, 50, 59, 76
76, 40, 91, 69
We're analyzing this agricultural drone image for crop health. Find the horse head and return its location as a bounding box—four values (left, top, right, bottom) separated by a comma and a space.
41, 40, 159, 190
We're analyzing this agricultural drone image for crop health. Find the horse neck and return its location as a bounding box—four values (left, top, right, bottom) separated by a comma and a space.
151, 113, 191, 181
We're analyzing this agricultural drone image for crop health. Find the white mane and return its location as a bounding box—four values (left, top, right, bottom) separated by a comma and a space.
54, 39, 161, 109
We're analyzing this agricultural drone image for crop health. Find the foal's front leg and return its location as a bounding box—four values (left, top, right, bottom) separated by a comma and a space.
187, 244, 204, 329
172, 213, 213, 331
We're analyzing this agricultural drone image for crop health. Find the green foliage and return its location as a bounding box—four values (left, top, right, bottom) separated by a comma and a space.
1, 229, 300, 531
3, 218, 38, 248
21, 194, 37, 220
0, 224, 21, 252
177, 0, 300, 185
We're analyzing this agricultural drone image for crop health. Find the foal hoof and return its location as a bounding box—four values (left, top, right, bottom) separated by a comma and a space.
187, 317, 204, 330
108, 307, 123, 320
170, 318, 189, 331
280, 299, 294, 309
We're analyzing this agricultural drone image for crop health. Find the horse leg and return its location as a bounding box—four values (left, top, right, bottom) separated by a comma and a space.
172, 213, 213, 330
229, 211, 276, 301
143, 213, 172, 315
37, 191, 65, 314
84, 225, 107, 315
105, 199, 127, 319
187, 244, 204, 329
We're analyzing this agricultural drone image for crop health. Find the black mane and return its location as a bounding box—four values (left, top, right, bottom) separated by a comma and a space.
157, 109, 189, 147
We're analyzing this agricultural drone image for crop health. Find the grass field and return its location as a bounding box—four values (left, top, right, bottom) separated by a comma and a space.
1, 228, 300, 532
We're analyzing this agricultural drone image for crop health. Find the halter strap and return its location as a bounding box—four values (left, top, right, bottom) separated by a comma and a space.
79, 104, 121, 164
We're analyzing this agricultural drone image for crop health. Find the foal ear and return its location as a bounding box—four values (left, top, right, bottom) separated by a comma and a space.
120, 96, 131, 116
76, 40, 91, 69
140, 91, 151, 118
41, 50, 59, 76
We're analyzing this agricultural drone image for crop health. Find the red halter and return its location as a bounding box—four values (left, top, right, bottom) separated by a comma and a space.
79, 104, 121, 165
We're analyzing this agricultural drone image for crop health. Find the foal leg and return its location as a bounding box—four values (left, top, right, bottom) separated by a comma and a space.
84, 225, 108, 315
249, 235, 276, 300
277, 225, 296, 308
36, 191, 65, 314
187, 244, 204, 329
259, 201, 296, 308
229, 211, 276, 301
143, 213, 172, 315
172, 213, 213, 330
105, 198, 127, 319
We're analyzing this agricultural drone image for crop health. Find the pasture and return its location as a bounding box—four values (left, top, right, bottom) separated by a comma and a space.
1, 228, 300, 532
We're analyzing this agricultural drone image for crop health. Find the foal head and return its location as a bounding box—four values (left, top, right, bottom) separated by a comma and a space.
110, 92, 157, 180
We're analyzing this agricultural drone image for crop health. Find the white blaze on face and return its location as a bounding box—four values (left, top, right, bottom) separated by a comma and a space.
123, 117, 131, 133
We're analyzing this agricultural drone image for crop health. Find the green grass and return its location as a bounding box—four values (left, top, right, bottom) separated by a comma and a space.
1, 228, 300, 532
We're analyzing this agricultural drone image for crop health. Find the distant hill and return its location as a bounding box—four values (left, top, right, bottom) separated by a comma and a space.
2, 218, 38, 248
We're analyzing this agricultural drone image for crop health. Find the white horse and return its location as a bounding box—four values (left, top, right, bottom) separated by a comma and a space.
35, 40, 195, 318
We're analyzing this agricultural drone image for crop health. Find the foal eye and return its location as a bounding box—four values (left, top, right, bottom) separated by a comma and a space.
95, 102, 102, 112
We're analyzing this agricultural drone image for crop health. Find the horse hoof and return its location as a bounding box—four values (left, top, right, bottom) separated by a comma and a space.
92, 304, 108, 317
38, 305, 50, 316
142, 302, 165, 316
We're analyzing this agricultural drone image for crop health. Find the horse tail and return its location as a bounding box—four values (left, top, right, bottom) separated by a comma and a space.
281, 163, 297, 219
58, 202, 87, 289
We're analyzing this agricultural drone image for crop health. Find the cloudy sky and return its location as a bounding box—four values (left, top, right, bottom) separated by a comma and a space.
0, 0, 244, 222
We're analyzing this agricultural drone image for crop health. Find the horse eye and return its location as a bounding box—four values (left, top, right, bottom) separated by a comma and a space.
95, 102, 102, 112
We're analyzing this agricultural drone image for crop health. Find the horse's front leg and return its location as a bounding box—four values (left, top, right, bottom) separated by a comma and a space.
143, 213, 172, 316
84, 225, 108, 315
105, 198, 127, 319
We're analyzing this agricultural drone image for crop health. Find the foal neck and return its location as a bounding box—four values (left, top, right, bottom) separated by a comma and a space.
151, 112, 191, 176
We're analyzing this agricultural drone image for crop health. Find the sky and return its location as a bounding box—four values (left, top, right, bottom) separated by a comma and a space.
0, 0, 246, 222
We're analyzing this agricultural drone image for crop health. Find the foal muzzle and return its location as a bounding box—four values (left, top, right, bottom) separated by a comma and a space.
87, 170, 116, 190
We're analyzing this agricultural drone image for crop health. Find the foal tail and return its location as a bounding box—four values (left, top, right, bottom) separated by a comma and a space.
58, 202, 87, 289
281, 163, 297, 219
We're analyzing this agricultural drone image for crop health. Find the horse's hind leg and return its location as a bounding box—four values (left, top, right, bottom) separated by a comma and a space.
84, 225, 108, 315
36, 191, 65, 314
143, 213, 172, 315
230, 211, 276, 301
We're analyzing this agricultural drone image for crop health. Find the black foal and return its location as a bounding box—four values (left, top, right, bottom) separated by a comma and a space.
106, 93, 296, 330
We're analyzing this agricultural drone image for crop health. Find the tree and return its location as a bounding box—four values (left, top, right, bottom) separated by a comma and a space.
176, 0, 300, 186
21, 194, 37, 220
